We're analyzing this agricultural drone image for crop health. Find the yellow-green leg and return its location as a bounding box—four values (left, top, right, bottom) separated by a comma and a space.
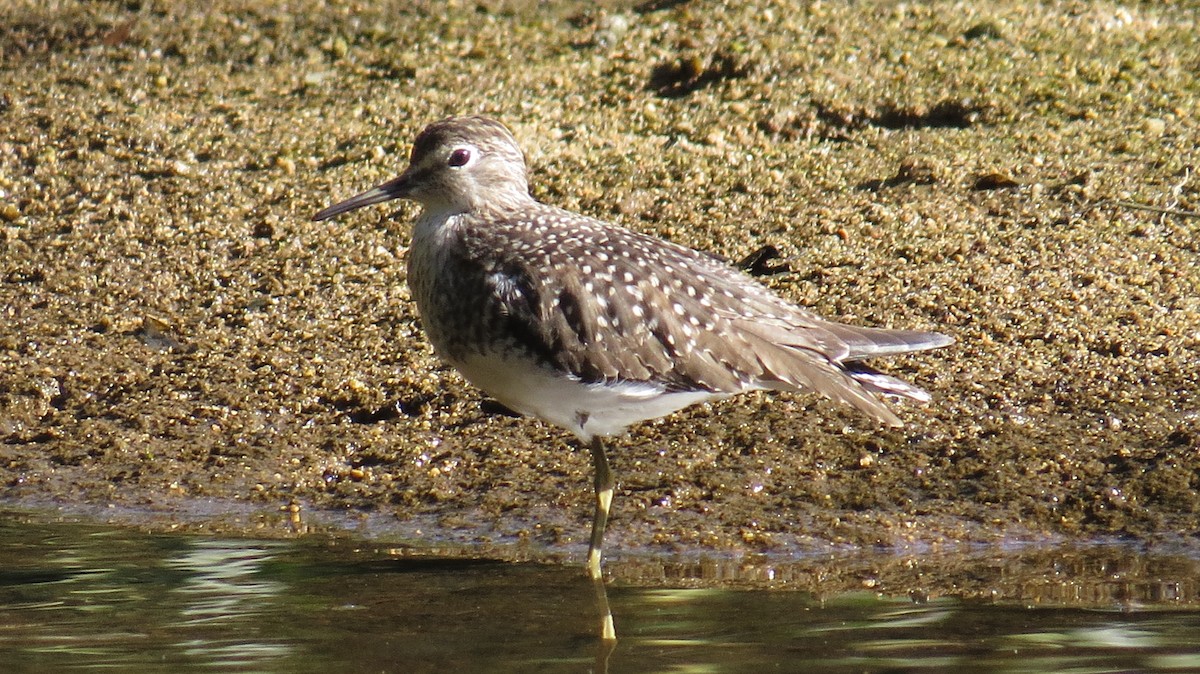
588, 436, 616, 641
587, 436, 615, 580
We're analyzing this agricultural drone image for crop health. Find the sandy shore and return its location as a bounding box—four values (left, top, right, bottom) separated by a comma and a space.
2, 0, 1198, 564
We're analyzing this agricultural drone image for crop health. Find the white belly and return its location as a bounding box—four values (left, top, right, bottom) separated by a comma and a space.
451, 352, 725, 441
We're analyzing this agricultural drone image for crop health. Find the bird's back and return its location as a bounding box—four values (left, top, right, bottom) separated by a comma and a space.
409, 199, 949, 431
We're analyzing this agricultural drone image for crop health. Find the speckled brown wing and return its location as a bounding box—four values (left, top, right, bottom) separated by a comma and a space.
463, 203, 946, 425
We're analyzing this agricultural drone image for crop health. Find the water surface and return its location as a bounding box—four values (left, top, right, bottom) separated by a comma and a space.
2, 509, 1198, 673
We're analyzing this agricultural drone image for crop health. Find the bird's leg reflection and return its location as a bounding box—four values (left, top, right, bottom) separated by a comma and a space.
592, 575, 617, 670
592, 570, 616, 642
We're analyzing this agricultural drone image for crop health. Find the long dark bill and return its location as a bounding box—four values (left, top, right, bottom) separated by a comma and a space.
313, 173, 412, 221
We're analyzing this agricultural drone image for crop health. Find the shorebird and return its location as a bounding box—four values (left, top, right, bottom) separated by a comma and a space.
314, 115, 952, 583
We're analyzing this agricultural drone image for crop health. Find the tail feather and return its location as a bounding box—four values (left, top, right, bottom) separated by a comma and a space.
845, 362, 932, 403
738, 322, 906, 427
826, 325, 954, 361
716, 312, 952, 427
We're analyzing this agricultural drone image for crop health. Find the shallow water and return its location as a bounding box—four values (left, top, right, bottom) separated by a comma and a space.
2, 508, 1199, 673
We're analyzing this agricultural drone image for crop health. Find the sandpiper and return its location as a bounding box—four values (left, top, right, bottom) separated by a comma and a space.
314, 115, 952, 581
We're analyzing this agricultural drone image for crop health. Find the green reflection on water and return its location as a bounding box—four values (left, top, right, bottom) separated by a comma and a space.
1, 509, 1199, 673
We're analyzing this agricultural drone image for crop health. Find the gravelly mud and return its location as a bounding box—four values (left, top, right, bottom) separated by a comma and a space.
2, 1, 1198, 568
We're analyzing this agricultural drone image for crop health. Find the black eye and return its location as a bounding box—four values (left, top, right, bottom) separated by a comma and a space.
447, 148, 471, 167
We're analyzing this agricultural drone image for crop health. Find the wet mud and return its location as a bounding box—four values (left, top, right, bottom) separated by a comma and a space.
2, 1, 1198, 569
